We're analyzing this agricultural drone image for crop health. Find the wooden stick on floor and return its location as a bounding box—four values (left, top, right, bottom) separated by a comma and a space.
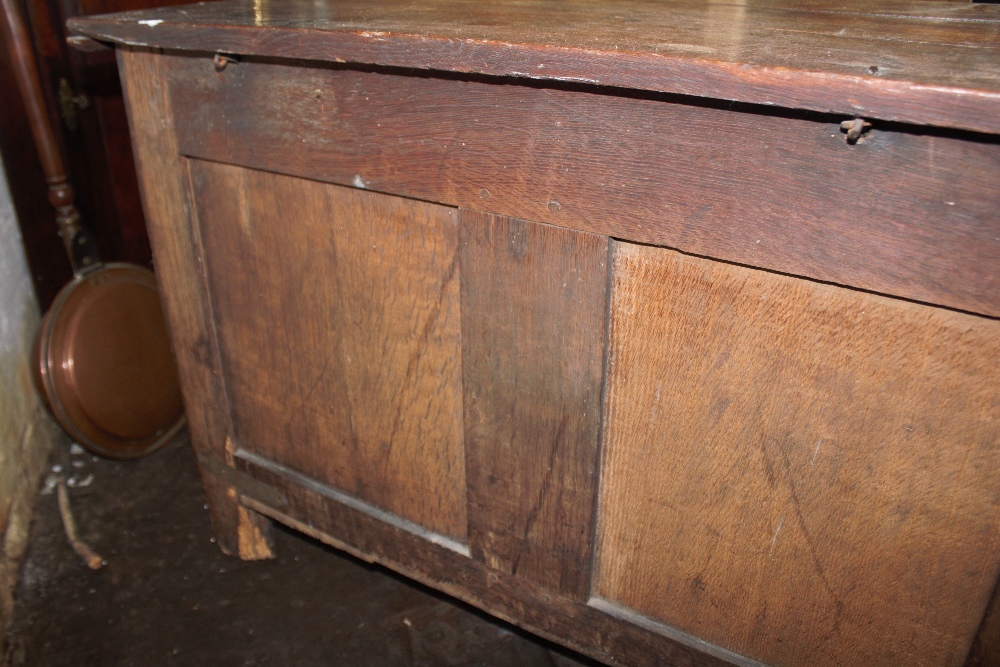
56, 477, 104, 570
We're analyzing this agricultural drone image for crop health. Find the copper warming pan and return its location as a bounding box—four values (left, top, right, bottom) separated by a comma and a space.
3, 0, 184, 458
31, 263, 185, 459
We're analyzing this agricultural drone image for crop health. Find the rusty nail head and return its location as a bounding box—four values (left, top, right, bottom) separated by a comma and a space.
840, 118, 871, 144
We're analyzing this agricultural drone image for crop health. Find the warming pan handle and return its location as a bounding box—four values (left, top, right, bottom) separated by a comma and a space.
1, 0, 100, 275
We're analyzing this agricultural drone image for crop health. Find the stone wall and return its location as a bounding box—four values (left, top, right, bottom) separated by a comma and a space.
0, 155, 58, 630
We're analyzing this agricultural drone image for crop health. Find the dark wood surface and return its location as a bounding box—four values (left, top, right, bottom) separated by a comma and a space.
105, 2, 1000, 663
189, 160, 468, 541
68, 0, 1000, 134
0, 0, 166, 308
58, 0, 195, 269
596, 240, 1000, 667
1, 0, 84, 265
460, 210, 608, 600
165, 55, 1000, 317
63, 48, 150, 264
117, 46, 273, 560
232, 453, 745, 667
0, 0, 71, 307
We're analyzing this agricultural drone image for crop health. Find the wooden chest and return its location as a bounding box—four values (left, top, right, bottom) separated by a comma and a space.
71, 2, 1000, 665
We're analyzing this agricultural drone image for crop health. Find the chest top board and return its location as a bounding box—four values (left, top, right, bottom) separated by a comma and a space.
71, 2, 1000, 666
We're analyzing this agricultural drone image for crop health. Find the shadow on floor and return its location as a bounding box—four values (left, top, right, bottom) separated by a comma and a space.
2, 433, 596, 667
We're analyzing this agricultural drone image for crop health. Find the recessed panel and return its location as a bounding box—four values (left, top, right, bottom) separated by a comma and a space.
189, 160, 467, 540
595, 241, 1000, 667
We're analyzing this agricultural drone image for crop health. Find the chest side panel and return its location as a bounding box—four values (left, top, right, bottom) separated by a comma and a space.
187, 159, 467, 541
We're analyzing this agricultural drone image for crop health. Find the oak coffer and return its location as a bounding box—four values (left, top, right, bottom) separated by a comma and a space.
69, 2, 1000, 665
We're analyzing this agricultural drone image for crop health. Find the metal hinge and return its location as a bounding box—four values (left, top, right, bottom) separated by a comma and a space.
58, 77, 89, 131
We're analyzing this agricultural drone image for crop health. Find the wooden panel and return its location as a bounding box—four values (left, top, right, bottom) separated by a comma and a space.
460, 210, 608, 599
164, 57, 1000, 317
68, 0, 1000, 134
232, 453, 738, 667
595, 242, 1000, 667
188, 160, 467, 541
117, 47, 272, 559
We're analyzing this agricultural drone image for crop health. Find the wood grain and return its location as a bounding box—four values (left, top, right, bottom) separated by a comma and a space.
966, 578, 1000, 667
114, 18, 1000, 666
188, 160, 468, 540
164, 56, 1000, 317
233, 452, 738, 667
0, 19, 72, 308
68, 0, 1000, 134
460, 210, 608, 600
0, 0, 85, 269
116, 47, 273, 558
595, 241, 1000, 667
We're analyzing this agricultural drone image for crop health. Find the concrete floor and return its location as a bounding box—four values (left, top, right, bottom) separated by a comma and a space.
2, 434, 595, 667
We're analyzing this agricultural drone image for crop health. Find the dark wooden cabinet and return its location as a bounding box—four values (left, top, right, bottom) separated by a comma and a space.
71, 2, 1000, 665
0, 0, 192, 308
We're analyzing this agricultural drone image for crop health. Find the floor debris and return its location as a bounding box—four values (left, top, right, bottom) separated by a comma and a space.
3, 434, 593, 666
